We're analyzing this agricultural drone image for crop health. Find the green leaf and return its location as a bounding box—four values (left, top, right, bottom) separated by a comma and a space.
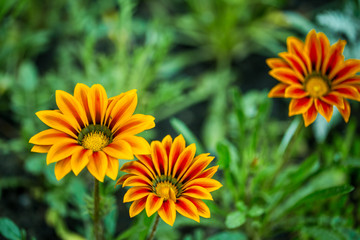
277, 117, 301, 155
0, 218, 22, 240
18, 62, 38, 92
170, 118, 204, 154
295, 185, 354, 208
302, 227, 343, 240
225, 211, 246, 229
216, 142, 231, 169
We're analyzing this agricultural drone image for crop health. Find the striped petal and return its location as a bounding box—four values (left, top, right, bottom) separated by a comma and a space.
87, 151, 108, 182
162, 135, 173, 156
115, 174, 134, 187
74, 83, 91, 120
320, 93, 344, 110
182, 186, 213, 200
115, 114, 155, 137
123, 175, 152, 187
302, 104, 317, 127
338, 76, 360, 86
322, 40, 346, 76
36, 110, 79, 138
56, 90, 88, 128
287, 36, 311, 73
338, 99, 351, 123
87, 84, 108, 125
54, 157, 72, 181
305, 29, 321, 71
185, 197, 210, 218
169, 135, 186, 176
279, 52, 307, 80
129, 197, 147, 218
268, 83, 288, 98
31, 145, 51, 153
289, 97, 313, 116
151, 141, 168, 176
46, 139, 80, 164
266, 58, 290, 69
123, 187, 151, 203
102, 139, 134, 160
145, 193, 164, 217
120, 161, 155, 181
269, 68, 302, 85
29, 129, 69, 145
314, 99, 333, 122
183, 178, 222, 192
172, 143, 196, 179
71, 148, 92, 176
332, 85, 360, 101
108, 91, 137, 132
317, 32, 330, 67
197, 166, 219, 179
136, 154, 156, 178
331, 60, 360, 84
284, 85, 309, 99
179, 154, 213, 183
175, 197, 199, 222
158, 200, 176, 226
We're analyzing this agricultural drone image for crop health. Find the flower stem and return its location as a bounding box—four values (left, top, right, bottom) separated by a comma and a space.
94, 178, 102, 240
147, 214, 160, 240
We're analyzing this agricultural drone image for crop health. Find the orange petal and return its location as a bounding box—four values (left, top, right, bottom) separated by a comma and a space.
169, 135, 186, 176
322, 40, 346, 76
314, 99, 333, 122
268, 83, 288, 98
183, 178, 222, 192
120, 161, 155, 181
31, 145, 52, 153
266, 58, 290, 69
175, 197, 199, 222
71, 148, 92, 176
74, 83, 91, 120
338, 76, 360, 86
120, 136, 151, 155
56, 90, 88, 128
46, 139, 80, 164
287, 36, 311, 73
172, 143, 196, 179
320, 93, 344, 110
184, 197, 210, 218
317, 32, 330, 66
269, 68, 302, 85
302, 104, 317, 127
158, 200, 176, 226
197, 166, 219, 179
54, 157, 72, 181
161, 135, 173, 156
29, 129, 70, 145
87, 151, 108, 182
182, 186, 213, 200
87, 84, 108, 125
151, 141, 168, 176
123, 187, 151, 203
332, 85, 360, 101
305, 29, 321, 71
279, 52, 307, 80
36, 110, 79, 138
338, 99, 351, 123
289, 97, 313, 116
102, 139, 134, 160
123, 175, 152, 187
284, 85, 309, 99
129, 197, 147, 218
108, 91, 138, 132
136, 154, 156, 178
145, 193, 164, 217
115, 174, 134, 187
331, 59, 360, 84
114, 114, 155, 137
105, 156, 119, 180
179, 154, 213, 183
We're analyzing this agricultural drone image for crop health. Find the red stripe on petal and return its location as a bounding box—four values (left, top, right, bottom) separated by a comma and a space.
87, 151, 108, 182
314, 99, 333, 122
158, 200, 176, 226
269, 68, 302, 85
285, 85, 309, 99
331, 59, 360, 84
129, 197, 147, 218
289, 97, 313, 116
172, 143, 196, 179
305, 30, 321, 71
182, 186, 213, 200
197, 166, 219, 179
180, 154, 213, 183
279, 52, 307, 80
123, 187, 151, 203
266, 58, 290, 69
120, 161, 155, 181
320, 93, 344, 110
332, 85, 360, 101
54, 157, 72, 181
145, 193, 164, 217
322, 40, 346, 76
184, 197, 210, 218
183, 178, 222, 192
302, 104, 317, 127
169, 135, 186, 176
175, 197, 199, 222
287, 36, 312, 73
161, 135, 173, 156
151, 141, 168, 176
268, 83, 288, 98
338, 99, 351, 123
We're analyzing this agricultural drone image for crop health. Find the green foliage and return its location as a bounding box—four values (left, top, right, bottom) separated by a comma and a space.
0, 218, 28, 240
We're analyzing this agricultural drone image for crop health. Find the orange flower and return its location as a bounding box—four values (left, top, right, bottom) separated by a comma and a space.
29, 83, 155, 181
267, 29, 360, 126
116, 135, 222, 226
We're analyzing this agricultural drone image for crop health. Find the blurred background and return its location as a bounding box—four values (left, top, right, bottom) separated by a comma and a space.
1, 0, 360, 239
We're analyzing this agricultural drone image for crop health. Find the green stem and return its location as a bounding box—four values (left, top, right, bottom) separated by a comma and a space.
147, 214, 160, 240
94, 178, 102, 240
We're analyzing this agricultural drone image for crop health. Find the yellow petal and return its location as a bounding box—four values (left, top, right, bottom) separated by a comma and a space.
87, 151, 108, 182
158, 200, 176, 226
102, 139, 134, 160
46, 140, 80, 164
175, 197, 199, 222
29, 129, 69, 145
31, 145, 51, 153
105, 156, 119, 180
87, 84, 108, 125
145, 193, 164, 217
129, 197, 147, 218
71, 148, 92, 176
54, 157, 72, 181
121, 135, 151, 155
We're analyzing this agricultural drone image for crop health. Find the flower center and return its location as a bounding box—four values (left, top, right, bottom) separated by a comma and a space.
77, 124, 113, 152
305, 76, 329, 98
155, 182, 177, 201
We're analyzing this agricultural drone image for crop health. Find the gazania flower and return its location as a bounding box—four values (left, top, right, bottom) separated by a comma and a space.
29, 83, 155, 181
116, 135, 222, 226
267, 29, 360, 126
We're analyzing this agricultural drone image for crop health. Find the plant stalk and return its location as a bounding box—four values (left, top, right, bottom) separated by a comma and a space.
147, 214, 160, 240
94, 178, 102, 240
